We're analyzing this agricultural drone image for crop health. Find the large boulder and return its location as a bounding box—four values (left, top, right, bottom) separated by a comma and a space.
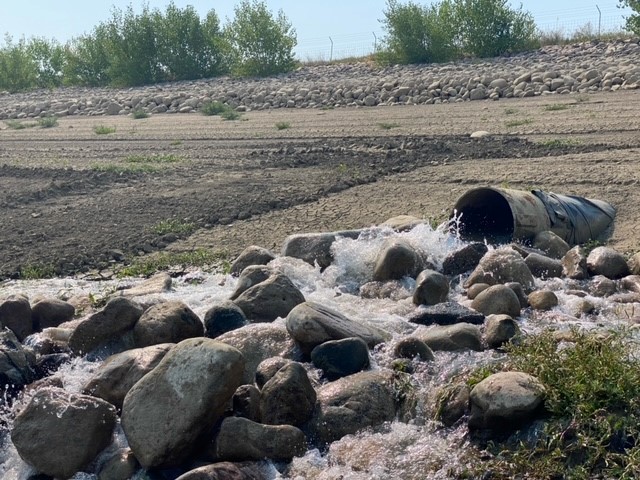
117, 272, 172, 297
82, 343, 173, 409
392, 337, 435, 361
11, 387, 117, 479
281, 230, 361, 269
412, 269, 449, 306
524, 253, 563, 279
121, 338, 245, 468
373, 239, 422, 281
311, 337, 370, 380
229, 265, 275, 300
32, 298, 75, 330
415, 323, 483, 352
68, 297, 144, 355
174, 461, 271, 480
408, 301, 484, 326
204, 300, 247, 338
469, 371, 546, 432
471, 284, 521, 317
532, 231, 570, 259
260, 362, 316, 427
483, 314, 520, 349
0, 327, 35, 390
217, 322, 295, 384
629, 252, 640, 275
442, 242, 488, 276
212, 417, 307, 462
587, 246, 630, 279
562, 246, 589, 280
230, 245, 276, 276
528, 290, 559, 311
0, 295, 33, 341
133, 300, 203, 348
286, 301, 389, 355
464, 248, 535, 291
233, 272, 305, 322
96, 448, 139, 480
310, 370, 397, 444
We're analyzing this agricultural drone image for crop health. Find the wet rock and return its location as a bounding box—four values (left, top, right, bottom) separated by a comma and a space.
532, 230, 570, 259
622, 275, 640, 294
412, 269, 449, 306
260, 362, 316, 427
416, 323, 483, 352
11, 387, 117, 479
212, 416, 307, 461
0, 327, 35, 390
373, 239, 422, 281
469, 371, 546, 432
83, 343, 173, 409
359, 280, 412, 300
121, 338, 244, 468
233, 272, 305, 322
68, 297, 144, 355
483, 314, 520, 349
392, 337, 435, 361
590, 275, 617, 297
381, 214, 424, 231
97, 448, 139, 480
629, 252, 640, 275
310, 370, 397, 444
118, 272, 172, 297
31, 298, 75, 330
311, 337, 370, 380
286, 301, 389, 355
230, 265, 275, 300
525, 252, 563, 279
0, 294, 32, 341
232, 384, 261, 421
281, 230, 361, 269
562, 246, 589, 280
436, 382, 471, 426
471, 284, 521, 317
528, 290, 559, 310
442, 242, 488, 276
204, 300, 247, 338
174, 461, 270, 480
465, 248, 535, 291
255, 357, 292, 389
133, 300, 203, 348
408, 301, 484, 325
505, 282, 529, 309
587, 246, 630, 279
466, 283, 490, 300
217, 322, 295, 384
230, 245, 276, 276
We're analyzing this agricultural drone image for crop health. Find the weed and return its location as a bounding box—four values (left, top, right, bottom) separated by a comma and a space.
150, 219, 196, 236
201, 101, 231, 116
574, 94, 590, 103
124, 154, 181, 164
378, 122, 401, 130
117, 249, 229, 277
220, 110, 241, 121
505, 118, 533, 128
170, 140, 183, 146
544, 103, 570, 111
91, 163, 158, 174
275, 121, 291, 130
37, 116, 58, 128
94, 125, 116, 135
5, 120, 36, 130
19, 263, 56, 279
131, 109, 149, 119
504, 108, 519, 115
538, 139, 581, 148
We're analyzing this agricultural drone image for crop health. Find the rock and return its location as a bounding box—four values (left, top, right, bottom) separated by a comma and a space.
260, 362, 316, 426
469, 371, 546, 432
415, 323, 483, 352
213, 416, 307, 461
622, 275, 640, 294
505, 282, 529, 309
174, 461, 270, 480
442, 242, 488, 276
483, 314, 520, 348
230, 245, 276, 276
589, 274, 617, 297
436, 382, 470, 426
232, 384, 261, 421
465, 248, 535, 291
281, 230, 361, 269
0, 327, 35, 390
255, 357, 292, 389
69, 297, 144, 355
83, 343, 173, 409
471, 284, 521, 317
233, 272, 305, 322
525, 252, 563, 279
230, 265, 275, 300
470, 130, 491, 138
528, 290, 559, 310
408, 301, 484, 325
359, 280, 412, 301
31, 298, 75, 330
0, 294, 32, 341
311, 337, 370, 380
11, 387, 117, 479
310, 370, 397, 444
466, 283, 490, 300
121, 338, 245, 468
204, 300, 247, 338
412, 269, 449, 306
118, 272, 172, 297
133, 300, 203, 348
629, 252, 640, 275
392, 337, 435, 361
97, 448, 139, 480
381, 214, 424, 231
587, 246, 630, 279
286, 301, 389, 355
217, 322, 295, 384
562, 246, 589, 279
373, 239, 422, 281
533, 231, 570, 259
106, 101, 122, 115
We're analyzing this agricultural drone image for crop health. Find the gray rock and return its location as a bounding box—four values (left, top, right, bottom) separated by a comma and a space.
230, 265, 275, 300
0, 294, 32, 341
106, 101, 122, 115
465, 248, 535, 292
412, 269, 449, 306
416, 323, 483, 352
471, 284, 521, 317
32, 298, 75, 330
562, 246, 589, 279
0, 327, 34, 389
97, 448, 139, 480
117, 272, 172, 297
587, 246, 630, 279
311, 337, 370, 380
381, 214, 424, 231
230, 245, 276, 276
442, 242, 488, 276
174, 461, 269, 480
11, 387, 117, 479
525, 252, 563, 279
233, 272, 305, 322
469, 371, 545, 432
281, 230, 361, 269
629, 252, 640, 275
286, 301, 389, 355
436, 382, 470, 426
408, 301, 484, 325
392, 337, 435, 361
466, 283, 490, 300
533, 231, 570, 259
260, 362, 316, 427
505, 282, 529, 309
121, 338, 244, 468
232, 384, 261, 421
255, 357, 292, 389
373, 239, 422, 281
204, 300, 247, 338
483, 314, 520, 349
589, 274, 617, 297
527, 290, 559, 310
83, 343, 173, 409
622, 275, 640, 294
359, 280, 412, 301
133, 300, 203, 348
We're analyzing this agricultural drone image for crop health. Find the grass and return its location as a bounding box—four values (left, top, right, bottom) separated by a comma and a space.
201, 101, 231, 116
131, 109, 150, 119
37, 116, 58, 128
504, 108, 519, 115
378, 122, 401, 130
537, 138, 581, 149
467, 329, 640, 479
170, 140, 183, 146
275, 121, 291, 130
574, 94, 590, 103
91, 163, 158, 174
117, 249, 229, 277
150, 219, 196, 236
220, 109, 241, 121
19, 263, 57, 279
124, 154, 181, 164
544, 103, 570, 111
505, 118, 534, 128
5, 119, 37, 130
94, 125, 116, 135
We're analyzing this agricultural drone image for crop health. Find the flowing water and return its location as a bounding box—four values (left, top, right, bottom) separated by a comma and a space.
0, 224, 637, 479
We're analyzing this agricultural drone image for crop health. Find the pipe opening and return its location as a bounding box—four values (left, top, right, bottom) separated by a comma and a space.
454, 188, 515, 243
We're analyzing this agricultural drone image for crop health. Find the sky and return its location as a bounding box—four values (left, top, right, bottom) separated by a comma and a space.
0, 1, 633, 60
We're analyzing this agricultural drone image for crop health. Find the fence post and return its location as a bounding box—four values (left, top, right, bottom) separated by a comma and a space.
596, 5, 601, 38
329, 37, 333, 62
373, 32, 377, 51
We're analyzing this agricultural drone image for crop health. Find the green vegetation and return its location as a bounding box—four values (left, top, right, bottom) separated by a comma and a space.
170, 140, 183, 146
538, 138, 581, 148
544, 103, 570, 111
378, 122, 401, 130
473, 329, 640, 479
151, 219, 196, 236
619, 0, 640, 35
124, 154, 181, 164
505, 118, 533, 128
37, 115, 58, 128
131, 109, 150, 119
19, 263, 57, 279
94, 125, 116, 135
201, 100, 231, 116
275, 121, 291, 130
220, 109, 241, 121
504, 107, 518, 115
117, 249, 229, 277
91, 163, 157, 174
4, 119, 34, 130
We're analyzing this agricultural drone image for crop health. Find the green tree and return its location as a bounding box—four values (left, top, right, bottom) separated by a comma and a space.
224, 0, 297, 77
619, 0, 640, 34
28, 38, 65, 88
63, 27, 111, 86
0, 35, 37, 92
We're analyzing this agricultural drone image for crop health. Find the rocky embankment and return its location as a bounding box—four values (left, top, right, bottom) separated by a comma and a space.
1, 39, 640, 119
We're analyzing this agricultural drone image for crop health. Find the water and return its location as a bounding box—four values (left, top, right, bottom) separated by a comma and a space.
0, 224, 637, 479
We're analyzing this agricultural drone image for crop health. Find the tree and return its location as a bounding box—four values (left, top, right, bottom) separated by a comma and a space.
63, 27, 111, 87
224, 0, 297, 77
28, 38, 65, 88
0, 35, 37, 92
619, 0, 640, 35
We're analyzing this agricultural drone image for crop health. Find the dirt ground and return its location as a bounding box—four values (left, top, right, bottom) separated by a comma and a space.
1, 90, 639, 279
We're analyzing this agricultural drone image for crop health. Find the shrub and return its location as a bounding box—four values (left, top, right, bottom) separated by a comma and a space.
132, 109, 149, 119
63, 28, 111, 86
37, 116, 58, 128
94, 125, 116, 135
0, 35, 37, 92
275, 121, 291, 130
201, 101, 231, 116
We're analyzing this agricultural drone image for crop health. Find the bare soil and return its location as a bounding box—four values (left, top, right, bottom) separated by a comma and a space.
1, 90, 639, 279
